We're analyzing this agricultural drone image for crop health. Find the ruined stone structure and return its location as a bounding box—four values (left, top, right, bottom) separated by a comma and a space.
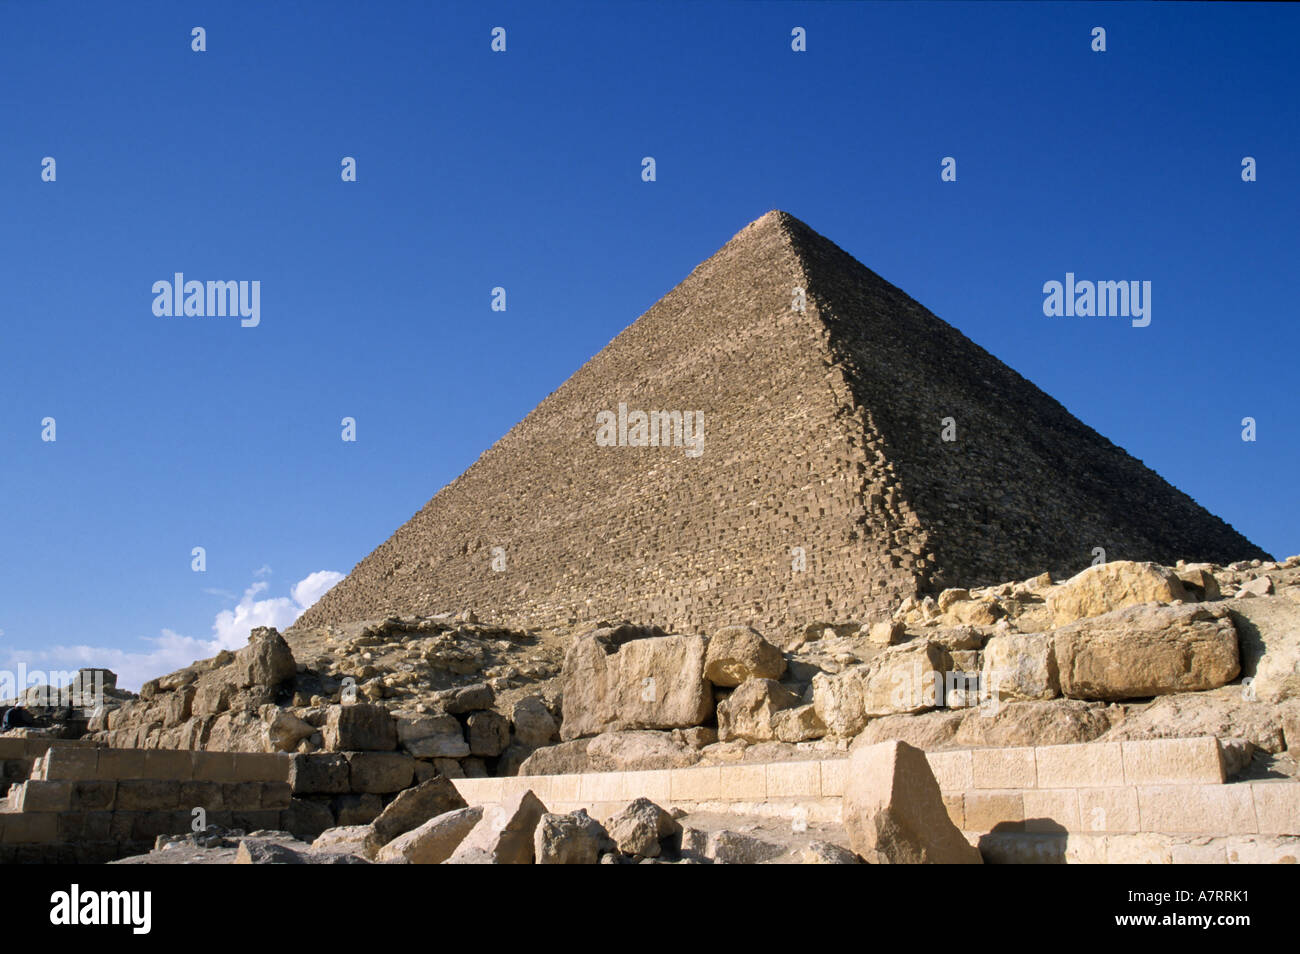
294, 211, 1266, 637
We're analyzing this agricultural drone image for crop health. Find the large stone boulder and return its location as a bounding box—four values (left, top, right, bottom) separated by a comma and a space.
267, 709, 317, 753
559, 633, 621, 739
560, 632, 712, 740
288, 753, 350, 795
1046, 561, 1188, 626
586, 730, 701, 771
235, 627, 297, 688
706, 830, 785, 864
813, 640, 949, 736
438, 683, 495, 715
467, 710, 511, 757
982, 632, 1060, 701
1102, 685, 1300, 755
1054, 603, 1240, 701
854, 699, 1096, 754
310, 825, 382, 861
772, 704, 827, 742
716, 678, 801, 743
322, 703, 397, 751
704, 626, 786, 687
447, 790, 549, 864
345, 752, 415, 794
604, 798, 681, 858
511, 696, 558, 747
376, 806, 483, 864
518, 738, 593, 776
394, 713, 469, 758
616, 635, 713, 730
371, 777, 468, 844
842, 740, 982, 864
534, 810, 613, 864
1229, 595, 1300, 703
812, 667, 870, 738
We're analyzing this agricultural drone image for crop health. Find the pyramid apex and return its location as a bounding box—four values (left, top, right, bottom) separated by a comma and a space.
748, 209, 802, 229
729, 209, 814, 249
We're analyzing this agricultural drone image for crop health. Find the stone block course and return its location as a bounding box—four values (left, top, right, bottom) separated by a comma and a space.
1077, 787, 1140, 833
71, 780, 116, 811
1120, 737, 1225, 786
233, 752, 290, 783
191, 750, 237, 782
37, 746, 99, 780
925, 750, 972, 793
98, 749, 149, 780
115, 780, 181, 811
972, 747, 1036, 790
144, 749, 195, 781
671, 766, 721, 801
766, 761, 821, 798
1034, 742, 1124, 789
963, 790, 1025, 833
1249, 782, 1300, 835
1022, 789, 1079, 833
1137, 784, 1258, 834
13, 780, 72, 813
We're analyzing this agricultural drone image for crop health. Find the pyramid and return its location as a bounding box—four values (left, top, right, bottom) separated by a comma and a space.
295, 211, 1268, 636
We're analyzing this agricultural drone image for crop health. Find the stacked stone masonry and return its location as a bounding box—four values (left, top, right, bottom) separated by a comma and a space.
0, 741, 291, 863
449, 736, 1300, 861
295, 212, 1265, 639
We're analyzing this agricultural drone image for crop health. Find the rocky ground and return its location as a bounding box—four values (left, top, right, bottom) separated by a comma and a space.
114, 800, 861, 865
78, 556, 1300, 790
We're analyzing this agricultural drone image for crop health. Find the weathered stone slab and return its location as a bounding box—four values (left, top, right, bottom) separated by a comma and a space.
1054, 603, 1240, 700
842, 740, 982, 864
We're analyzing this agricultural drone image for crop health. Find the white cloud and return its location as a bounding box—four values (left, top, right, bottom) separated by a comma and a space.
291, 570, 345, 610
2, 570, 344, 694
211, 581, 300, 651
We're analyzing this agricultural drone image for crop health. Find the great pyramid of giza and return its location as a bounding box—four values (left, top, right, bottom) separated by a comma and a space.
294, 211, 1267, 636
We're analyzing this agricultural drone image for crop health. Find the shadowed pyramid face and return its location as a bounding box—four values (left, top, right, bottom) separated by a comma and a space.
293, 212, 1267, 638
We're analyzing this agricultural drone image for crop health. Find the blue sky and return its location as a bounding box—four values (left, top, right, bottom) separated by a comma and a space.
1, 1, 1296, 689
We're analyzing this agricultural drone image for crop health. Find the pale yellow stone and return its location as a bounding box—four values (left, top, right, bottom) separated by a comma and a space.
1250, 782, 1300, 835
925, 750, 973, 793
1078, 787, 1140, 833
1034, 741, 1124, 788
1023, 788, 1080, 832
963, 790, 1025, 832
972, 746, 1037, 789
1105, 832, 1173, 864
452, 778, 503, 803
1121, 736, 1225, 785
1171, 841, 1228, 864
1063, 832, 1109, 864
942, 793, 965, 829
577, 771, 624, 803
623, 769, 671, 804
547, 774, 582, 803
670, 766, 721, 801
819, 759, 847, 797
719, 764, 767, 800
765, 761, 821, 798
1137, 783, 1257, 834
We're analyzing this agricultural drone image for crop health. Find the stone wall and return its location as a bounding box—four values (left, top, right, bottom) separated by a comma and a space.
0, 735, 484, 859
0, 742, 291, 863
448, 736, 1300, 863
